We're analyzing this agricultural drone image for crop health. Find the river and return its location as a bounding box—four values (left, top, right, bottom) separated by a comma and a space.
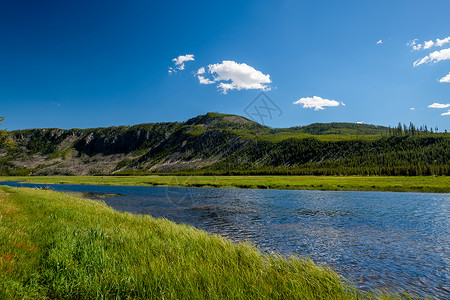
1, 181, 448, 298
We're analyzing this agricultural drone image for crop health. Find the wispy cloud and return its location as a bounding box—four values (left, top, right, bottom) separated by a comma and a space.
197, 76, 214, 85
410, 107, 415, 110
408, 36, 450, 51
427, 102, 450, 109
195, 60, 271, 94
169, 54, 195, 73
376, 40, 383, 45
414, 48, 450, 67
293, 96, 344, 111
408, 39, 422, 50
439, 72, 450, 83
195, 67, 215, 84
428, 102, 450, 116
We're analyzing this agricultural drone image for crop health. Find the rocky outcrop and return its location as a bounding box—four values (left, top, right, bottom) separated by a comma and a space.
1, 113, 262, 175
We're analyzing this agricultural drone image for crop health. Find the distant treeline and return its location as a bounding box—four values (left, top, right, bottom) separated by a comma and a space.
387, 122, 445, 136
217, 135, 448, 176
125, 134, 450, 176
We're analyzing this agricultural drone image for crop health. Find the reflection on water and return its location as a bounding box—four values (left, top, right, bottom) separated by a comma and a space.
1, 181, 449, 298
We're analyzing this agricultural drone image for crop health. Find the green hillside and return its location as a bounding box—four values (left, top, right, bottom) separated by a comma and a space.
0, 112, 448, 176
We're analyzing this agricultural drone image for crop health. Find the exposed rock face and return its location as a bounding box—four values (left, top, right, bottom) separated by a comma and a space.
1, 113, 264, 175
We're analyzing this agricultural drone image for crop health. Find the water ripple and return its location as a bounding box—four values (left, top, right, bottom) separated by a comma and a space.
1, 182, 448, 298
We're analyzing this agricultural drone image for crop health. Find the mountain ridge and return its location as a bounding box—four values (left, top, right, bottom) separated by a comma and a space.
0, 112, 448, 176
9, 112, 389, 134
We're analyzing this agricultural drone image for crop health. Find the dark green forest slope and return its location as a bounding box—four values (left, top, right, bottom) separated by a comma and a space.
0, 113, 448, 176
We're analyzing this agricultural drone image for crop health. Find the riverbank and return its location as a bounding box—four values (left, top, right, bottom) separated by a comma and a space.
0, 175, 449, 193
0, 186, 402, 299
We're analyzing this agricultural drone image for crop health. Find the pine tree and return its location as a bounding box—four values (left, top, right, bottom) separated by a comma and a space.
0, 117, 11, 148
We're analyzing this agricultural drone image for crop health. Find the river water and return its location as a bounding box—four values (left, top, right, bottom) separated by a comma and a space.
1, 181, 449, 298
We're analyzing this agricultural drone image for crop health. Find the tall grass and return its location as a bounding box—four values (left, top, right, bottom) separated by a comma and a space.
0, 187, 409, 299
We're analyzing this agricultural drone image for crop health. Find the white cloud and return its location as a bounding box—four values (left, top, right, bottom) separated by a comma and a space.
424, 40, 435, 49
439, 72, 450, 83
169, 54, 195, 73
408, 39, 422, 50
409, 36, 450, 51
195, 60, 271, 94
196, 67, 206, 75
293, 96, 344, 111
436, 37, 450, 47
414, 48, 450, 67
376, 40, 383, 45
428, 102, 450, 109
408, 39, 418, 46
197, 76, 214, 85
410, 107, 415, 110
427, 102, 450, 115
173, 54, 195, 68
356, 121, 364, 124
195, 67, 215, 84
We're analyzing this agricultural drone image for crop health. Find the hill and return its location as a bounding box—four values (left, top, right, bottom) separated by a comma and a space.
0, 112, 448, 176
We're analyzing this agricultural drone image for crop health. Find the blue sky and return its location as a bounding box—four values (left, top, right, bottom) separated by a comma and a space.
1, 0, 449, 130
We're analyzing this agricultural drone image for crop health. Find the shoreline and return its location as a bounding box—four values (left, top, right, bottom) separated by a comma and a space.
1, 185, 398, 299
0, 175, 449, 193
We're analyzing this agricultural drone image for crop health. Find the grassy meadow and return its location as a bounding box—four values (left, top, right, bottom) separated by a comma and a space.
1, 175, 449, 193
0, 186, 413, 299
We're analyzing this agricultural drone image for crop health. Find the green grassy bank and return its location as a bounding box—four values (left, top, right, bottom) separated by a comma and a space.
0, 186, 409, 299
1, 175, 449, 193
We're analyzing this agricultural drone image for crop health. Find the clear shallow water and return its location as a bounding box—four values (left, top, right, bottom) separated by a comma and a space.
1, 182, 449, 298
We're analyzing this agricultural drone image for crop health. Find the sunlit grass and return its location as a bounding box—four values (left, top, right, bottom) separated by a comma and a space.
1, 175, 449, 193
0, 186, 408, 299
